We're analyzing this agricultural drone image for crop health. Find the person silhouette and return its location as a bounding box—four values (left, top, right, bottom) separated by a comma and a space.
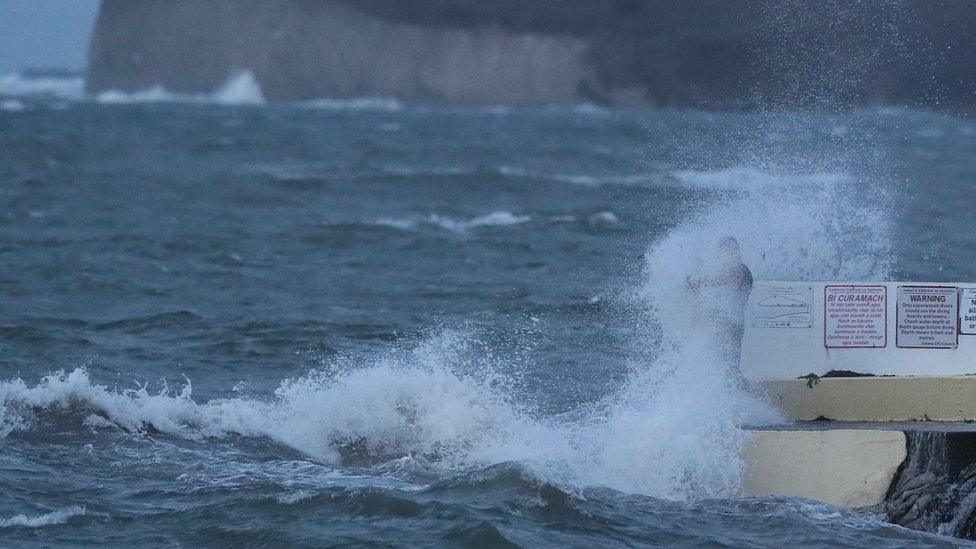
683, 237, 753, 373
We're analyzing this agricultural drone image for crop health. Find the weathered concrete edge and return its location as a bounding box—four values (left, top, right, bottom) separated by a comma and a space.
740, 429, 907, 508
762, 376, 976, 422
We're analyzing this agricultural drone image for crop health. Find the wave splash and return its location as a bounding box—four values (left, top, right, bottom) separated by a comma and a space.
96, 71, 266, 106
0, 70, 407, 110
0, 506, 86, 529
377, 211, 531, 233
0, 331, 768, 500
0, 153, 891, 500
0, 73, 85, 100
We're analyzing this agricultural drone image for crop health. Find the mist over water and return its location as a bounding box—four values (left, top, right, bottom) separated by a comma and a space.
0, 74, 972, 546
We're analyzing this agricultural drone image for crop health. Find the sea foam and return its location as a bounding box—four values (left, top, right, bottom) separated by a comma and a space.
377, 211, 531, 233
0, 506, 86, 528
0, 143, 892, 501
96, 71, 266, 106
0, 73, 85, 100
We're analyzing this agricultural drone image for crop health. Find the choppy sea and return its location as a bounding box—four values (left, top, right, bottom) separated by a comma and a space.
1, 72, 974, 547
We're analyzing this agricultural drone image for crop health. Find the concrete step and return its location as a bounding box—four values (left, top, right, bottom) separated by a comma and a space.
762, 376, 976, 422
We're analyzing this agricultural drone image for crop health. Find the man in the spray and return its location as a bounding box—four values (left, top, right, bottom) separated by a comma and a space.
683, 237, 753, 376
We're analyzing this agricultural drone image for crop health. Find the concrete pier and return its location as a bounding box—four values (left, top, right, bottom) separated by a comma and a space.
741, 428, 907, 507
742, 376, 976, 519
736, 280, 976, 538
763, 376, 976, 422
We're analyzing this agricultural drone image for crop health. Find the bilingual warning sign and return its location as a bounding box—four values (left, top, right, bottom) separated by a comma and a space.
750, 284, 813, 328
824, 285, 887, 348
896, 286, 958, 348
961, 288, 976, 336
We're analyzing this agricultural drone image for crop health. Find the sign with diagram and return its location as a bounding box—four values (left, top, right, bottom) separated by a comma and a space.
824, 285, 887, 348
750, 284, 814, 328
896, 286, 958, 348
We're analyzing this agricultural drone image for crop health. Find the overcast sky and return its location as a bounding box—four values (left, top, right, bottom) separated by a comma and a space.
0, 0, 101, 71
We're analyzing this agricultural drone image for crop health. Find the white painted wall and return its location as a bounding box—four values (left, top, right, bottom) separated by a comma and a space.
741, 281, 976, 379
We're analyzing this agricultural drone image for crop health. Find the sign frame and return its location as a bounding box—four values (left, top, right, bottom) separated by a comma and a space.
823, 284, 888, 349
960, 287, 976, 336
895, 285, 959, 349
750, 284, 814, 329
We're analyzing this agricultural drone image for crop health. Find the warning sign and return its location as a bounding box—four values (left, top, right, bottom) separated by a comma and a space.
896, 286, 958, 348
750, 285, 813, 328
824, 285, 887, 348
961, 288, 976, 336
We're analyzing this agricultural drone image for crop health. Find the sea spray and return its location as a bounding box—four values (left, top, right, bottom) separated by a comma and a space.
95, 71, 266, 106
377, 211, 532, 233
601, 146, 894, 497
0, 160, 893, 500
0, 72, 85, 100
0, 506, 86, 529
0, 324, 769, 502
0, 114, 897, 503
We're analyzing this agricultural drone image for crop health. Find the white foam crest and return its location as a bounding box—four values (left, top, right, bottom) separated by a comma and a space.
0, 174, 891, 504
95, 86, 173, 105
377, 211, 531, 233
0, 73, 85, 99
0, 369, 204, 438
497, 166, 656, 187
299, 97, 403, 112
92, 72, 405, 110
211, 72, 265, 105
0, 99, 27, 113
95, 71, 265, 106
0, 164, 889, 500
0, 506, 86, 528
0, 333, 534, 465
276, 490, 314, 504
0, 330, 767, 500
586, 211, 620, 229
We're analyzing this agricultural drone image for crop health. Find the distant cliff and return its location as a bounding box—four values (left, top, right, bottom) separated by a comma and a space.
87, 0, 976, 109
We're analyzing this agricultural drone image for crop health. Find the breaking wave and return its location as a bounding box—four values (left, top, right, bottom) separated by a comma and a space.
0, 72, 85, 100
96, 71, 266, 106
0, 133, 892, 501
0, 326, 775, 500
0, 99, 27, 113
377, 211, 531, 233
0, 506, 86, 529
298, 97, 404, 111
1, 69, 398, 111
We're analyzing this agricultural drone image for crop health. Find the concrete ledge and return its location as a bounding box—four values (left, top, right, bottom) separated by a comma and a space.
762, 376, 976, 422
741, 429, 907, 508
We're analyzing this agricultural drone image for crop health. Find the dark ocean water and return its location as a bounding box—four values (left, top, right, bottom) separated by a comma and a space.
2, 76, 976, 547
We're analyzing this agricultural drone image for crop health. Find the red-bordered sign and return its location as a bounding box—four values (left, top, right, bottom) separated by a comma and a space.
895, 285, 959, 349
824, 285, 887, 348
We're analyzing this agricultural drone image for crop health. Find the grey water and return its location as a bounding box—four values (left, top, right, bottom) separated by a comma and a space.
1, 79, 974, 547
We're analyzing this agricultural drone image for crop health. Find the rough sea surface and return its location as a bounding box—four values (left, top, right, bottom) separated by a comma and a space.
1, 74, 975, 547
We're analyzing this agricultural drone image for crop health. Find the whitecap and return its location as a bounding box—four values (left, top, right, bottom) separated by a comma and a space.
0, 73, 85, 100
95, 71, 265, 106
586, 211, 619, 229
299, 97, 403, 112
377, 211, 530, 233
0, 506, 86, 528
275, 489, 315, 504
0, 99, 26, 112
